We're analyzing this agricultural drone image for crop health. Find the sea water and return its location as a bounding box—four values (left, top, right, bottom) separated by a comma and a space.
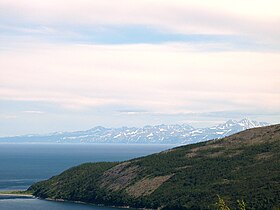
0, 197, 127, 210
0, 143, 173, 209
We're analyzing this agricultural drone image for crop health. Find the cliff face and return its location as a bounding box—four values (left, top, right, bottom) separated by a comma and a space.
29, 124, 280, 210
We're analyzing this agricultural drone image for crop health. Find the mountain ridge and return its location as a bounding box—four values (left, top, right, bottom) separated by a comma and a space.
0, 118, 269, 144
29, 124, 280, 209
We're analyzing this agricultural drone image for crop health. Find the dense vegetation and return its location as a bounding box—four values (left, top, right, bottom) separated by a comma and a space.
29, 124, 280, 209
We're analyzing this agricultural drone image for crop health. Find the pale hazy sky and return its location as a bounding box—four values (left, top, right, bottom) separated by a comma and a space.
0, 0, 280, 136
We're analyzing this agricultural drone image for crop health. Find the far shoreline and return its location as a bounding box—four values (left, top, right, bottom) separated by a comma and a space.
0, 190, 33, 197
0, 194, 35, 199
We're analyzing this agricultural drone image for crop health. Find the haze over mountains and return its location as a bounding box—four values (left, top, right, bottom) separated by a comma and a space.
0, 119, 269, 144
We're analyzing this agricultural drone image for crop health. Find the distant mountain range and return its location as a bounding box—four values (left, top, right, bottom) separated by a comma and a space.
0, 118, 269, 144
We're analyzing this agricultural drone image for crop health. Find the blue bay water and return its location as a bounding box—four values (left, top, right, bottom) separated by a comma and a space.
0, 143, 173, 209
0, 198, 127, 210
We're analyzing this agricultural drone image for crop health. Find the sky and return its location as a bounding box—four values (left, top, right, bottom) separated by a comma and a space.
0, 0, 280, 136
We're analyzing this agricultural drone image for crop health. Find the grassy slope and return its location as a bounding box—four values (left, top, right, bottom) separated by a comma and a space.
29, 124, 280, 210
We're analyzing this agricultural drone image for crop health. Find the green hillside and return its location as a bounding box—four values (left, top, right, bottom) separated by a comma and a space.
29, 124, 280, 209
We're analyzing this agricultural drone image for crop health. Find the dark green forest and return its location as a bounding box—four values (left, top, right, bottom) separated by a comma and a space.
29, 124, 280, 209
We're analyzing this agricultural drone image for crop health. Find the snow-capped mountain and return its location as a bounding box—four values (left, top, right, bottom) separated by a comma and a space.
181, 118, 269, 144
0, 119, 269, 144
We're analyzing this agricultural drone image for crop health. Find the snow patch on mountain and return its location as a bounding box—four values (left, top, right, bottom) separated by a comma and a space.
0, 118, 270, 144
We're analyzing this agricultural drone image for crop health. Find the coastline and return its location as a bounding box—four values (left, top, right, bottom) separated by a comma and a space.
0, 191, 137, 209
0, 190, 34, 198
43, 197, 155, 210
0, 194, 35, 199
0, 193, 34, 197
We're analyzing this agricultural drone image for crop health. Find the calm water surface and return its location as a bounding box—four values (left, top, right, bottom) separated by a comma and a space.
0, 197, 127, 210
0, 143, 173, 209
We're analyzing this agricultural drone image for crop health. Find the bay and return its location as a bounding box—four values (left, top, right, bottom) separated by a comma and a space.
0, 197, 127, 210
0, 143, 173, 209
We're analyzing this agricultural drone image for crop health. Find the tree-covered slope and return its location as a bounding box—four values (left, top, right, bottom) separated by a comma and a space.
29, 124, 280, 209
